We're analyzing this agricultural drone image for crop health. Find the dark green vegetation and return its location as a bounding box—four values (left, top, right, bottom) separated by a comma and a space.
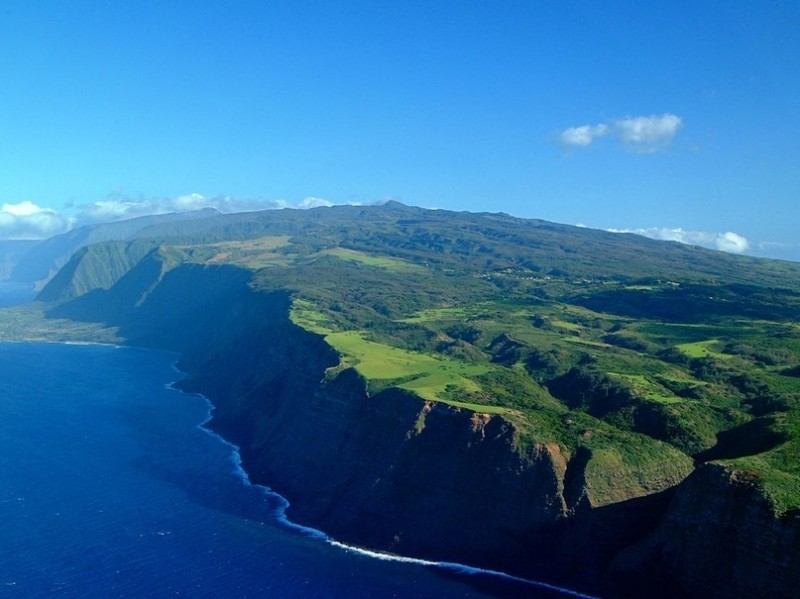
4, 201, 800, 597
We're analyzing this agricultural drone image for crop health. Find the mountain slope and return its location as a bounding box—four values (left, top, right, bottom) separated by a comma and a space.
80, 200, 800, 289
5, 208, 219, 286
18, 202, 800, 597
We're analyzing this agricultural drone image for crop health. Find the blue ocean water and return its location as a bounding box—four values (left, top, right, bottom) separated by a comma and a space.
0, 278, 589, 599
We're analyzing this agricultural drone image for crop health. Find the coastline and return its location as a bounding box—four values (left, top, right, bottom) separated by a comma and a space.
0, 288, 602, 596
165, 361, 599, 599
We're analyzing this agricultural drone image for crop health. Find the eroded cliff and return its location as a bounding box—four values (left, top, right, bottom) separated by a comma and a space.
611, 463, 800, 598
37, 249, 800, 597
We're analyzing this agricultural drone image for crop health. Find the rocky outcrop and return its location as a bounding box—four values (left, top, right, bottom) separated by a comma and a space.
611, 463, 800, 598
219, 377, 570, 574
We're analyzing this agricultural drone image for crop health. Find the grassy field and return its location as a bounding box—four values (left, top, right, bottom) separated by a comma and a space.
317, 247, 425, 272
400, 303, 496, 324
676, 339, 734, 359
325, 330, 499, 408
291, 300, 505, 412
289, 298, 336, 335
22, 198, 800, 515
168, 239, 431, 274
608, 373, 684, 404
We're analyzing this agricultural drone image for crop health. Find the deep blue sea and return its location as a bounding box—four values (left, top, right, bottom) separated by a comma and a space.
0, 287, 588, 598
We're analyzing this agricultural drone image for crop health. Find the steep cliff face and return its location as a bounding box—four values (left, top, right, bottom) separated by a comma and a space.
210, 371, 571, 574
36, 240, 159, 301
44, 259, 654, 588
38, 254, 798, 596
162, 280, 575, 575
611, 463, 800, 598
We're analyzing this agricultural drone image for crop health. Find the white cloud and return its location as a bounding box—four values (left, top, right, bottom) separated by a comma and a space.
74, 193, 337, 226
3, 200, 45, 217
0, 201, 71, 240
77, 194, 214, 223
714, 231, 749, 253
614, 113, 683, 153
0, 193, 347, 239
609, 226, 750, 254
558, 113, 682, 153
559, 124, 609, 147
273, 196, 334, 210
297, 196, 334, 209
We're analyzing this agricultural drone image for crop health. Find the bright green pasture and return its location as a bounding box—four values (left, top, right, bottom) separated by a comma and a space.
401, 304, 492, 323
325, 331, 502, 410
676, 339, 733, 360
608, 373, 683, 404
550, 319, 582, 331
292, 301, 500, 409
319, 247, 424, 272
636, 322, 739, 345
401, 297, 555, 324
220, 235, 291, 251
289, 299, 336, 335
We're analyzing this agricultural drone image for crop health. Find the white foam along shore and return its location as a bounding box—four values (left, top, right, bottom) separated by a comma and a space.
165, 366, 599, 599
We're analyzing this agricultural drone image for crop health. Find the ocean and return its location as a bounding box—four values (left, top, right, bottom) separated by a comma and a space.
0, 288, 587, 598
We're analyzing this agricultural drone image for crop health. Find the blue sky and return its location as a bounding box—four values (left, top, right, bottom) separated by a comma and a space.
1, 1, 798, 260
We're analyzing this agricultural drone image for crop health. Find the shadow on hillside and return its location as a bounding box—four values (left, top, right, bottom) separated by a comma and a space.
694, 416, 788, 463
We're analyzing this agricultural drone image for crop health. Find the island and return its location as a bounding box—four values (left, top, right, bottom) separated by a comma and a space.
3, 201, 799, 598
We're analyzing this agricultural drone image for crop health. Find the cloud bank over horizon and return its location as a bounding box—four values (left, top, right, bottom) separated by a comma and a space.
559, 113, 683, 153
2, 194, 792, 261
609, 226, 750, 254
0, 201, 72, 240
0, 194, 339, 240
75, 193, 336, 225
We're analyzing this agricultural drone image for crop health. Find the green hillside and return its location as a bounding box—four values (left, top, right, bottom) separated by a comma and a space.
30, 202, 800, 515
4, 202, 800, 595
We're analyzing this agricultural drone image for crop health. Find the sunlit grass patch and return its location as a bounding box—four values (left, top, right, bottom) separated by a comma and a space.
583, 436, 694, 506
289, 299, 336, 335
319, 247, 425, 272
608, 372, 684, 404
677, 339, 733, 360
214, 235, 292, 252
638, 322, 739, 345
726, 454, 800, 516
324, 330, 501, 410
431, 398, 510, 414
623, 285, 657, 291
550, 319, 582, 331
565, 337, 609, 348
400, 304, 490, 323
402, 298, 552, 325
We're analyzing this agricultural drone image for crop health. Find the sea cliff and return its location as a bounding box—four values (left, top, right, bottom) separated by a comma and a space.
611, 463, 800, 598
30, 203, 800, 598
50, 263, 580, 577
41, 260, 798, 596
43, 262, 650, 589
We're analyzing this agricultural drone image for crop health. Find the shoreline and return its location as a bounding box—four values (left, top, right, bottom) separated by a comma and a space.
0, 335, 599, 597
165, 361, 600, 599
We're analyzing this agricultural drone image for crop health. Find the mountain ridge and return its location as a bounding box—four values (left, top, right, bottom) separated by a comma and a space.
3, 208, 221, 287
5, 201, 800, 597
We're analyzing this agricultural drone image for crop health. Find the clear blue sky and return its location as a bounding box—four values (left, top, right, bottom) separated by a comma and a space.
1, 1, 798, 260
